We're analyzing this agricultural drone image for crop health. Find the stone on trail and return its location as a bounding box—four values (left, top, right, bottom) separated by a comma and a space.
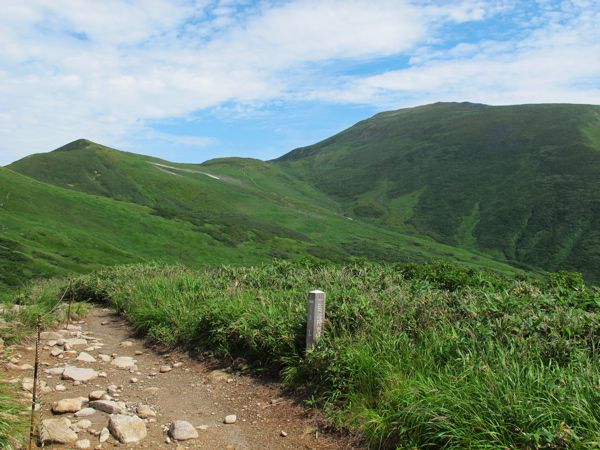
55, 384, 66, 392
89, 400, 127, 414
159, 365, 172, 373
41, 331, 63, 340
45, 367, 65, 375
108, 414, 147, 444
98, 354, 111, 362
22, 378, 50, 393
76, 352, 96, 363
224, 414, 237, 424
89, 390, 106, 401
62, 366, 98, 382
52, 397, 84, 414
169, 420, 199, 441
120, 340, 134, 347
136, 404, 156, 419
75, 419, 92, 429
75, 439, 91, 449
51, 347, 64, 357
75, 407, 96, 417
65, 338, 88, 347
40, 418, 78, 444
111, 356, 137, 369
5, 362, 34, 371
99, 427, 110, 443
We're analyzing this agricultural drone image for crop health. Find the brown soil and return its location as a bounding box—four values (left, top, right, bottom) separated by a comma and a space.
3, 308, 360, 449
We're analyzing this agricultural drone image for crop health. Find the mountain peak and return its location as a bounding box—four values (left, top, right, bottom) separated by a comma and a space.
53, 138, 99, 152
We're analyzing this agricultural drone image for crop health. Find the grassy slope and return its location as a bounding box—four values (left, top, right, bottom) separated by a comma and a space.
0, 166, 262, 290
16, 261, 599, 449
275, 102, 600, 281
4, 140, 519, 287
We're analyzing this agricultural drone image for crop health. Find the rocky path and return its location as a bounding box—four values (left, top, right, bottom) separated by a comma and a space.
3, 308, 356, 449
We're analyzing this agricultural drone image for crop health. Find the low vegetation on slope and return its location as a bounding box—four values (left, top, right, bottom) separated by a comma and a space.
2, 140, 519, 289
276, 102, 600, 281
14, 261, 600, 448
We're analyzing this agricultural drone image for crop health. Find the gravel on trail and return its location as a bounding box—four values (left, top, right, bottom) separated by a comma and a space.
2, 308, 358, 449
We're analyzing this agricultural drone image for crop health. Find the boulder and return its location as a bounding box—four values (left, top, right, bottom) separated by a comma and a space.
89, 390, 106, 401
136, 404, 156, 419
111, 356, 137, 370
45, 367, 65, 375
169, 420, 198, 441
62, 367, 98, 382
89, 400, 127, 414
76, 352, 96, 363
74, 408, 96, 417
52, 397, 84, 414
108, 414, 147, 444
40, 418, 77, 444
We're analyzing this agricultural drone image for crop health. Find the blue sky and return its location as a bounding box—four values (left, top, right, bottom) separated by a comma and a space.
1, 0, 599, 165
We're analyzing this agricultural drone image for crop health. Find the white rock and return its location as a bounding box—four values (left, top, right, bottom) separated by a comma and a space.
76, 352, 96, 363
120, 341, 133, 347
159, 365, 172, 373
98, 354, 111, 362
76, 439, 91, 449
224, 415, 237, 424
40, 418, 77, 444
111, 356, 136, 370
75, 408, 96, 417
99, 427, 110, 443
55, 384, 66, 392
45, 367, 65, 375
62, 367, 98, 382
75, 419, 92, 430
65, 338, 88, 346
108, 414, 147, 444
168, 420, 198, 441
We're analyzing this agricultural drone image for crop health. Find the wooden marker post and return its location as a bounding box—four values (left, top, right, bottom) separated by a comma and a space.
306, 290, 326, 351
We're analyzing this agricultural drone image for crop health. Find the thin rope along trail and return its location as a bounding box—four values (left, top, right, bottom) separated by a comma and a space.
28, 280, 71, 449
28, 316, 42, 450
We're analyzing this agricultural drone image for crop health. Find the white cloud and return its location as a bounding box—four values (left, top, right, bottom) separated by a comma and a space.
315, 0, 600, 107
0, 0, 598, 165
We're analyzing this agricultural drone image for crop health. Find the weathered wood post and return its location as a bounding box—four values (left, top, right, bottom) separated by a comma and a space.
306, 290, 326, 351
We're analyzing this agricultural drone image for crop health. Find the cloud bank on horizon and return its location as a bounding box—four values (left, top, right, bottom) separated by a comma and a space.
1, 0, 599, 165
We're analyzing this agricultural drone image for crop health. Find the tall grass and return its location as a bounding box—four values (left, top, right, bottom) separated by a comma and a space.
17, 261, 600, 448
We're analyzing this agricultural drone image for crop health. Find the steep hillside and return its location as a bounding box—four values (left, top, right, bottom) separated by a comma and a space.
4, 141, 518, 288
0, 166, 251, 290
276, 102, 600, 281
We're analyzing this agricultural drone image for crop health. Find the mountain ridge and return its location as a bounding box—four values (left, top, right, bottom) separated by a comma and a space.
5, 101, 600, 284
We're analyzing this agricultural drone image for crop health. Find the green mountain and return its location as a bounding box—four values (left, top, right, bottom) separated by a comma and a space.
276, 102, 600, 281
2, 139, 517, 290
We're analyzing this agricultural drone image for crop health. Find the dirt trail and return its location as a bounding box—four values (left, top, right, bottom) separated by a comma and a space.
3, 308, 356, 449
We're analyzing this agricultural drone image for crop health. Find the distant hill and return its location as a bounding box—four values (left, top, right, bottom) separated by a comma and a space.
3, 139, 517, 289
275, 102, 600, 281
